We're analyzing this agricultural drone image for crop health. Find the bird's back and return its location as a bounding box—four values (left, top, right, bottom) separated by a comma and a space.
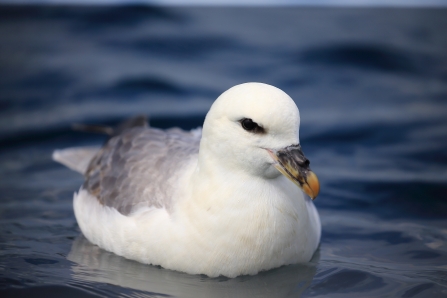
84, 127, 200, 215
54, 123, 201, 215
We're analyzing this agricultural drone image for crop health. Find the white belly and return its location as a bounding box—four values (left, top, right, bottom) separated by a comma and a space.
74, 178, 320, 278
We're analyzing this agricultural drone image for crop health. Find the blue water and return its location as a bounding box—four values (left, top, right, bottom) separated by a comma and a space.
1, 5, 447, 297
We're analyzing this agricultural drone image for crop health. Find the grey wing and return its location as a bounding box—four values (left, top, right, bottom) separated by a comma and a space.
83, 126, 201, 215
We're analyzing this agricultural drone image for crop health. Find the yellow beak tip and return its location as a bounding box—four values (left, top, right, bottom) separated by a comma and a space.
304, 171, 320, 200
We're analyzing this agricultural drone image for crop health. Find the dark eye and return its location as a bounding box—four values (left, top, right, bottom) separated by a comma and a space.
240, 118, 265, 134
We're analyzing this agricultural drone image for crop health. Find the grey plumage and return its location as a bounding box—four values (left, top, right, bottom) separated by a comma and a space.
55, 116, 201, 216
83, 126, 201, 215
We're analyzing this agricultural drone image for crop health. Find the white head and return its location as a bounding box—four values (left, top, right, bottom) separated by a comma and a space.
200, 82, 319, 199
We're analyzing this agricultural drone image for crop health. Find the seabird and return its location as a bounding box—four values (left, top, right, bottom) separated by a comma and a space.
53, 82, 321, 278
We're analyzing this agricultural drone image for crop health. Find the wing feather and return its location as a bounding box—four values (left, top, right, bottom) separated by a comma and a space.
83, 126, 201, 215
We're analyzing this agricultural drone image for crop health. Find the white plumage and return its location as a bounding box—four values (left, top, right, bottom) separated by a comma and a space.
54, 82, 321, 278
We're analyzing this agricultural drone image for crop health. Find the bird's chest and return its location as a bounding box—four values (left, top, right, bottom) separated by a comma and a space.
183, 197, 308, 261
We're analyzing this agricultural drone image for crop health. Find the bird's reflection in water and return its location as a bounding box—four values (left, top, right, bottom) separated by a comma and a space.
68, 235, 318, 298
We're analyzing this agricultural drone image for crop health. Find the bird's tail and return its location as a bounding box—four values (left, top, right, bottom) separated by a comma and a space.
53, 115, 149, 174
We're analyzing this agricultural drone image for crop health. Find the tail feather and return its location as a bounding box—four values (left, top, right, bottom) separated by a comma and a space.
53, 147, 100, 174
54, 115, 149, 174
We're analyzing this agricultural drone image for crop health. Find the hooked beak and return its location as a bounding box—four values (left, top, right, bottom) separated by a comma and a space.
267, 144, 320, 200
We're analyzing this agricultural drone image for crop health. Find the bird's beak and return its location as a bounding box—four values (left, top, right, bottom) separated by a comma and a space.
267, 144, 320, 200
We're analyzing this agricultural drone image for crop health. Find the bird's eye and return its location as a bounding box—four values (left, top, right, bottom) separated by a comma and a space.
240, 118, 265, 134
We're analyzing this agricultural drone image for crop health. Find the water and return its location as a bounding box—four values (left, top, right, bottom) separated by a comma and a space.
1, 5, 447, 297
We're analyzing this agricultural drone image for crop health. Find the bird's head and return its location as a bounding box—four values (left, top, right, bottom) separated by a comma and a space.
201, 82, 319, 199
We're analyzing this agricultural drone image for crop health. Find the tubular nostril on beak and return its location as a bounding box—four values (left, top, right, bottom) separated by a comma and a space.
298, 158, 310, 168
303, 159, 310, 167
267, 145, 319, 200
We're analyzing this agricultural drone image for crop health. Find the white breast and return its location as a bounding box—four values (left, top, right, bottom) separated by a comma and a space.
74, 169, 320, 278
